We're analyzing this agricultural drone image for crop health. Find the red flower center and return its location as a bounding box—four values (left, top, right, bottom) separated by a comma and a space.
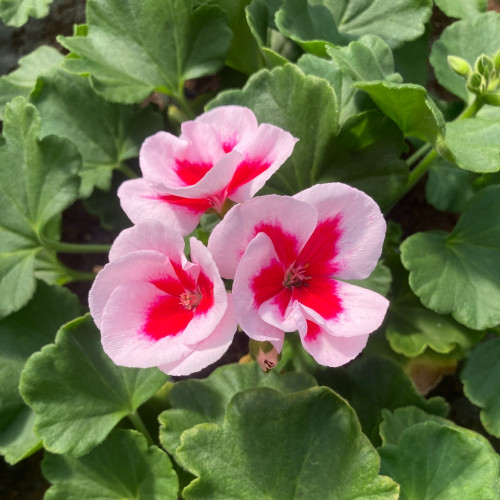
179, 291, 202, 310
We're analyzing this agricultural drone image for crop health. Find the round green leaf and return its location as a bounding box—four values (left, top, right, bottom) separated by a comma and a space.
0, 46, 62, 120
430, 12, 500, 101
177, 387, 399, 499
445, 106, 500, 174
207, 63, 339, 193
426, 157, 478, 212
386, 259, 483, 357
0, 282, 81, 464
159, 362, 316, 454
275, 0, 432, 51
0, 97, 81, 318
355, 81, 446, 145
58, 0, 233, 104
0, 0, 52, 27
19, 314, 168, 456
30, 68, 162, 196
324, 356, 448, 445
401, 185, 500, 330
461, 337, 500, 438
435, 0, 487, 21
379, 421, 500, 499
43, 430, 178, 499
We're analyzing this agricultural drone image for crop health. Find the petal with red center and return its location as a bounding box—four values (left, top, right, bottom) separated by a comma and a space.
180, 121, 227, 168
109, 220, 186, 262
177, 238, 228, 345
118, 178, 208, 235
227, 124, 298, 202
295, 215, 343, 276
158, 294, 237, 376
192, 106, 258, 153
139, 132, 189, 188
89, 251, 176, 330
233, 232, 286, 350
208, 195, 317, 279
296, 316, 370, 367
100, 281, 194, 368
153, 150, 243, 207
294, 183, 386, 280
298, 279, 389, 338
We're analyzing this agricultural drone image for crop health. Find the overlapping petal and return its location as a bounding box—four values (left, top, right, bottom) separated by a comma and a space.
89, 221, 236, 375
119, 106, 297, 235
210, 182, 388, 367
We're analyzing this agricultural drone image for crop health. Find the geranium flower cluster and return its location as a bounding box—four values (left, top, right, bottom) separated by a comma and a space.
89, 106, 389, 375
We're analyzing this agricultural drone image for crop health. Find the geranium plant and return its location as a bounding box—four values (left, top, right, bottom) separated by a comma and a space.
0, 0, 499, 498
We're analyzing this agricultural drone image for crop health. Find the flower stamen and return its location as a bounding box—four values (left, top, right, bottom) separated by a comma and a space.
179, 291, 202, 310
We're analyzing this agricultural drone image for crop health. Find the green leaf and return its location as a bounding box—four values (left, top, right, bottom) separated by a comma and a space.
43, 429, 178, 500
30, 68, 162, 197
0, 282, 81, 464
344, 260, 392, 297
0, 97, 81, 318
319, 110, 408, 210
430, 12, 500, 101
355, 81, 446, 145
324, 356, 448, 445
19, 314, 168, 457
275, 0, 432, 52
326, 35, 401, 83
159, 361, 316, 454
379, 421, 500, 499
58, 0, 233, 104
393, 28, 430, 86
445, 106, 500, 174
245, 0, 292, 69
297, 54, 362, 124
426, 157, 478, 212
385, 258, 483, 357
0, 0, 52, 27
435, 0, 487, 20
400, 185, 500, 330
177, 387, 399, 499
207, 64, 339, 193
199, 0, 263, 74
297, 35, 401, 123
461, 337, 500, 438
379, 405, 497, 448
0, 46, 62, 120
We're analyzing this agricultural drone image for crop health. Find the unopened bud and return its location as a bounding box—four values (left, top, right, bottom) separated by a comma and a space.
447, 55, 471, 78
494, 49, 500, 71
484, 93, 500, 107
249, 340, 281, 373
475, 54, 494, 78
466, 72, 483, 93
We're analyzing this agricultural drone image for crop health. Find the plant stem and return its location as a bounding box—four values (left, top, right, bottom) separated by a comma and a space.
117, 162, 139, 179
405, 143, 432, 167
386, 95, 485, 212
174, 90, 196, 120
42, 238, 111, 254
60, 265, 97, 283
128, 411, 154, 446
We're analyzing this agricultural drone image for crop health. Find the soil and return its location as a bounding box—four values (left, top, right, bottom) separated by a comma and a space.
1, 1, 499, 498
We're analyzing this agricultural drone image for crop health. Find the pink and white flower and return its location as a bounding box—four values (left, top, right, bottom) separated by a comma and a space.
208, 183, 389, 367
89, 220, 237, 376
118, 106, 298, 235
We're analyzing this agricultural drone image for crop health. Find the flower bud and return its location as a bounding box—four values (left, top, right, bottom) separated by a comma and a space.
494, 49, 500, 71
249, 340, 281, 373
483, 93, 500, 107
475, 54, 494, 78
466, 72, 483, 93
447, 55, 471, 78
